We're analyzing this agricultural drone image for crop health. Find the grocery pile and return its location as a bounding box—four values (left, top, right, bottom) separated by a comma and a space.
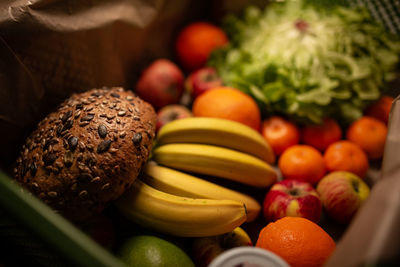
11, 0, 399, 266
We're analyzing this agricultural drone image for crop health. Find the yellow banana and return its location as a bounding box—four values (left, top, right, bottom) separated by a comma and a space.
156, 117, 275, 164
142, 162, 261, 222
115, 178, 247, 237
152, 143, 277, 188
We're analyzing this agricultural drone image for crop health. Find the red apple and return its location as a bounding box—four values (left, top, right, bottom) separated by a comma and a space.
156, 104, 192, 131
316, 171, 370, 224
135, 59, 185, 110
192, 227, 252, 267
263, 179, 322, 223
185, 67, 223, 99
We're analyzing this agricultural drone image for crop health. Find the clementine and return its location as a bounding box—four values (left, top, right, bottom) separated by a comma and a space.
301, 118, 342, 151
175, 22, 228, 71
278, 145, 326, 185
366, 95, 394, 124
261, 116, 300, 156
324, 140, 369, 178
192, 86, 261, 131
346, 116, 388, 159
256, 217, 336, 267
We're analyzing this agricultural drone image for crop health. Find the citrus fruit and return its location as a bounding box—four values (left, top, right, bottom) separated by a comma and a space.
301, 118, 342, 151
118, 235, 195, 267
256, 217, 336, 267
278, 145, 326, 185
366, 95, 394, 124
346, 116, 388, 159
261, 116, 300, 156
175, 22, 228, 71
192, 86, 261, 131
323, 140, 369, 178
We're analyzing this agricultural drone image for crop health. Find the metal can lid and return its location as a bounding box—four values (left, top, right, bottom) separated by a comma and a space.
208, 246, 290, 267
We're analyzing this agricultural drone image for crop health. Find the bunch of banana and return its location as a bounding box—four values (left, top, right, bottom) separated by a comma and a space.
156, 117, 275, 164
115, 176, 247, 237
142, 162, 260, 222
153, 117, 277, 188
116, 117, 277, 237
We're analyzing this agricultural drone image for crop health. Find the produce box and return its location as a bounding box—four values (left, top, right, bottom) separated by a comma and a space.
0, 0, 399, 266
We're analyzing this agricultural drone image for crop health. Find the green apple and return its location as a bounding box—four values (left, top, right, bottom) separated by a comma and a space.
118, 235, 194, 267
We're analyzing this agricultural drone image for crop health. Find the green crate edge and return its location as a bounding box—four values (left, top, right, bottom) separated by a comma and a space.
0, 170, 127, 267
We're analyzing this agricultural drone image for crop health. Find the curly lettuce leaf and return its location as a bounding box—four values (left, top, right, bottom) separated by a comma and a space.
208, 0, 400, 124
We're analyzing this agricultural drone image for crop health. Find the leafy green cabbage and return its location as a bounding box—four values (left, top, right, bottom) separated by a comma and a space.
208, 0, 400, 124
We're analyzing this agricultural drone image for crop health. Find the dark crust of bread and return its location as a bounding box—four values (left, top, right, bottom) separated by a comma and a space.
13, 87, 156, 222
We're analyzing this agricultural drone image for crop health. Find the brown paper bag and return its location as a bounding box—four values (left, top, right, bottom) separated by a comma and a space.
325, 96, 400, 266
0, 0, 203, 168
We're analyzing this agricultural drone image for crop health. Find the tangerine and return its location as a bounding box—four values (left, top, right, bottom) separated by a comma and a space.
301, 118, 342, 151
323, 140, 369, 178
366, 95, 394, 124
261, 116, 300, 156
278, 145, 326, 185
256, 217, 336, 267
175, 22, 228, 71
192, 86, 261, 131
346, 116, 388, 159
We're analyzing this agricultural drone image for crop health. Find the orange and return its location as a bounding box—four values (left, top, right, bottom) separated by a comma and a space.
175, 22, 228, 71
192, 86, 261, 131
346, 116, 388, 159
301, 118, 342, 151
261, 116, 300, 156
324, 140, 369, 178
256, 217, 336, 267
366, 95, 394, 124
278, 145, 326, 185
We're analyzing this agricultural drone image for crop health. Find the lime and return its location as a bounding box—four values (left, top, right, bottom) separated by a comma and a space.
118, 235, 195, 267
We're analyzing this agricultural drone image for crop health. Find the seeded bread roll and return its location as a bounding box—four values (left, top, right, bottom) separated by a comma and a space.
13, 87, 157, 221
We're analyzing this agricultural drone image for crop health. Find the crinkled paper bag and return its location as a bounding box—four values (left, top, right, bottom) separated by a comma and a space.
0, 0, 199, 168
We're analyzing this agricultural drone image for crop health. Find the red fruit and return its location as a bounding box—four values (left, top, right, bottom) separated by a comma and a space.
156, 104, 192, 131
346, 116, 388, 159
317, 171, 370, 224
301, 118, 342, 151
185, 67, 223, 99
261, 116, 300, 156
323, 140, 369, 178
192, 87, 261, 131
278, 145, 326, 185
175, 22, 228, 71
135, 59, 184, 110
263, 179, 322, 223
366, 95, 394, 124
256, 217, 336, 267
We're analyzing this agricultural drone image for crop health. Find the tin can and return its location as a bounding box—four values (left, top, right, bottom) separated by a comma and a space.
208, 246, 290, 267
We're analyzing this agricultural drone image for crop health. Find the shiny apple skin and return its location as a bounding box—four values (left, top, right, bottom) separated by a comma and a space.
263, 179, 322, 223
317, 171, 370, 224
